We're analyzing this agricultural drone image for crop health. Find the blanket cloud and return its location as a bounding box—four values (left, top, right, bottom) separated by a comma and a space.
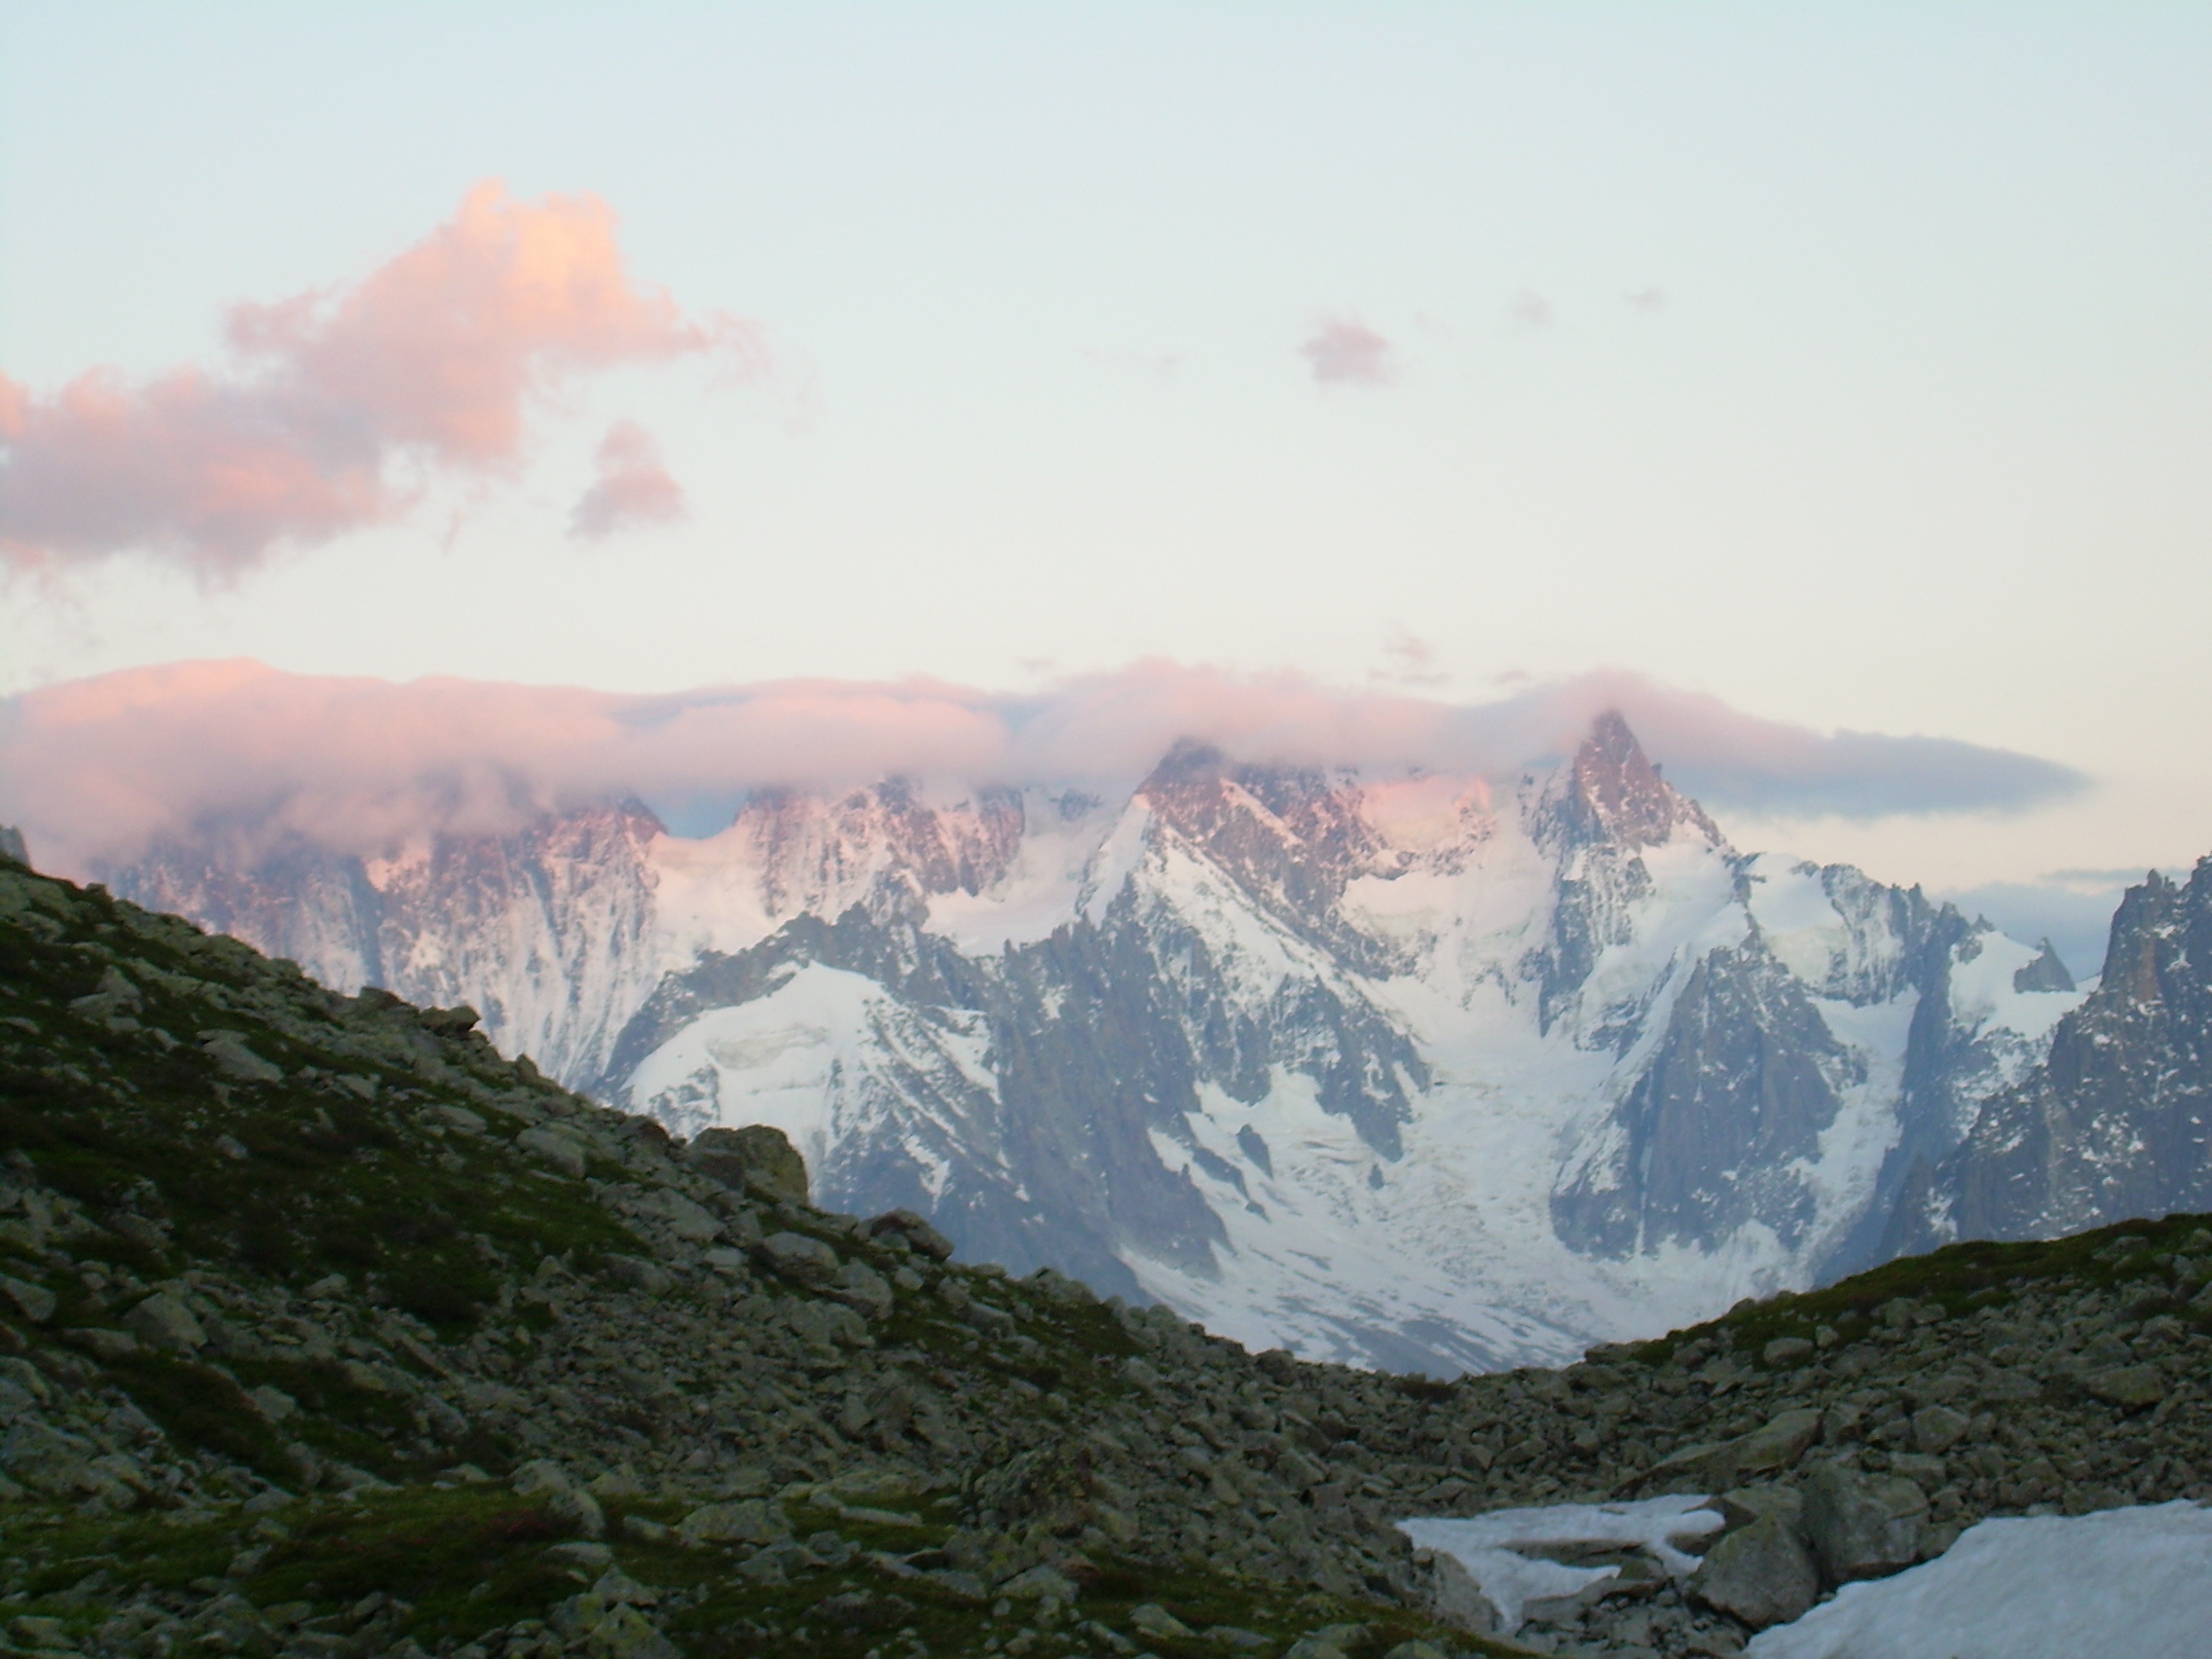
0, 659, 2086, 875
0, 183, 762, 575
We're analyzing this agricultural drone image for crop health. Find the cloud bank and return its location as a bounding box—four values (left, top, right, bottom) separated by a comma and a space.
0, 660, 2087, 876
0, 183, 761, 575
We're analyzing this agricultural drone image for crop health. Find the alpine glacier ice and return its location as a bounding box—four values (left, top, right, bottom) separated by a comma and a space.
109, 714, 2087, 1372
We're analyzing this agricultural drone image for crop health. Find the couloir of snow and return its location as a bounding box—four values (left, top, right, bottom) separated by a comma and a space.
1398, 1496, 1726, 1633
1744, 1501, 2212, 1659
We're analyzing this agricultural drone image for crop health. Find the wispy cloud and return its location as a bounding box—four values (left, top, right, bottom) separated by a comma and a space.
0, 182, 763, 576
1369, 625, 1447, 688
1505, 290, 1555, 329
1300, 316, 1394, 387
570, 422, 686, 540
0, 660, 2090, 875
1624, 287, 1667, 313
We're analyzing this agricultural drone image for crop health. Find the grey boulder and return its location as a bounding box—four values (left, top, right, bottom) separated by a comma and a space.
1802, 1462, 1928, 1586
1691, 1512, 1819, 1629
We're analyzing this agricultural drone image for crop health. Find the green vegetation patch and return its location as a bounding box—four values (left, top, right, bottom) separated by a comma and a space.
244, 1486, 573, 1640
104, 1348, 287, 1477
1626, 1208, 2212, 1368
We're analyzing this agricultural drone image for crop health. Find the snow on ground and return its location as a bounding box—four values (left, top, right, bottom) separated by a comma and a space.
1398, 1496, 1725, 1633
1746, 1501, 2212, 1659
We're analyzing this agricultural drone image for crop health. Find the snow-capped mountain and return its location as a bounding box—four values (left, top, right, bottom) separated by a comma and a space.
109, 714, 2086, 1373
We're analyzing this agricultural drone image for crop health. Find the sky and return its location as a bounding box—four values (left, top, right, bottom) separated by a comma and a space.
3, 3, 2208, 977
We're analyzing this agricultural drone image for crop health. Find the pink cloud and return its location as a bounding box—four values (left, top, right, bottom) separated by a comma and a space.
0, 660, 2084, 877
1300, 316, 1394, 387
571, 421, 686, 539
0, 182, 763, 575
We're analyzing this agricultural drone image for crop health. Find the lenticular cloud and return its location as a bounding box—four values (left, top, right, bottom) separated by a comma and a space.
0, 183, 763, 574
0, 660, 2087, 877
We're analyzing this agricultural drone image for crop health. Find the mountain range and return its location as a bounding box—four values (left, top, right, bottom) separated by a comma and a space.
102, 714, 2205, 1374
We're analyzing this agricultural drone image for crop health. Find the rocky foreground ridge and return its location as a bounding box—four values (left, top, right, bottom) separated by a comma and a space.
1, 850, 2210, 1659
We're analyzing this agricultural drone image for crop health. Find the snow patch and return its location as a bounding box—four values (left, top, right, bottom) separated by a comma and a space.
1747, 1501, 2212, 1659
1399, 1495, 1725, 1633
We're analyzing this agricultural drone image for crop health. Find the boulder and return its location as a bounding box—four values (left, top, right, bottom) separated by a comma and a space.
0, 1274, 55, 1325
1735, 1408, 1825, 1476
687, 1125, 808, 1203
2086, 1364, 2166, 1409
1, 1420, 94, 1496
1129, 1604, 1196, 1641
755, 1231, 841, 1287
999, 1565, 1077, 1601
512, 1458, 605, 1538
1643, 1408, 1820, 1491
1802, 1462, 1928, 1586
122, 1290, 206, 1352
517, 1126, 589, 1179
1719, 1483, 1805, 1532
199, 1030, 283, 1084
868, 1207, 956, 1263
677, 1498, 790, 1547
1416, 1549, 1501, 1634
419, 1005, 482, 1038
604, 1255, 675, 1297
1912, 1404, 1972, 1455
1691, 1513, 1819, 1629
830, 1261, 895, 1320
784, 1299, 868, 1350
636, 1189, 723, 1243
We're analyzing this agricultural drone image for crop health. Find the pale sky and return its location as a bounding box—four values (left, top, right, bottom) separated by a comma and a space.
3, 3, 2208, 976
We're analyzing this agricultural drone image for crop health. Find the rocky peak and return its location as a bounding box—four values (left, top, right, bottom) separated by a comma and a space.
1544, 710, 1721, 854
1940, 859, 2212, 1241
1135, 738, 1401, 974
732, 780, 1025, 916
2096, 867, 2191, 1003
2012, 938, 2077, 995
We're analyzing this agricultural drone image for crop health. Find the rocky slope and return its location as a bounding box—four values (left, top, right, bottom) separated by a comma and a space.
101, 719, 2088, 1375
6, 845, 2212, 1658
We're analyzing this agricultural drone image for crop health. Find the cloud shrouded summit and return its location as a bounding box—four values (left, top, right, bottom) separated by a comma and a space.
0, 660, 2086, 876
0, 183, 762, 575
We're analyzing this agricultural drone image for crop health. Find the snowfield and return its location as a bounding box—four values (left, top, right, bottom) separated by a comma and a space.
1746, 1501, 2212, 1659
